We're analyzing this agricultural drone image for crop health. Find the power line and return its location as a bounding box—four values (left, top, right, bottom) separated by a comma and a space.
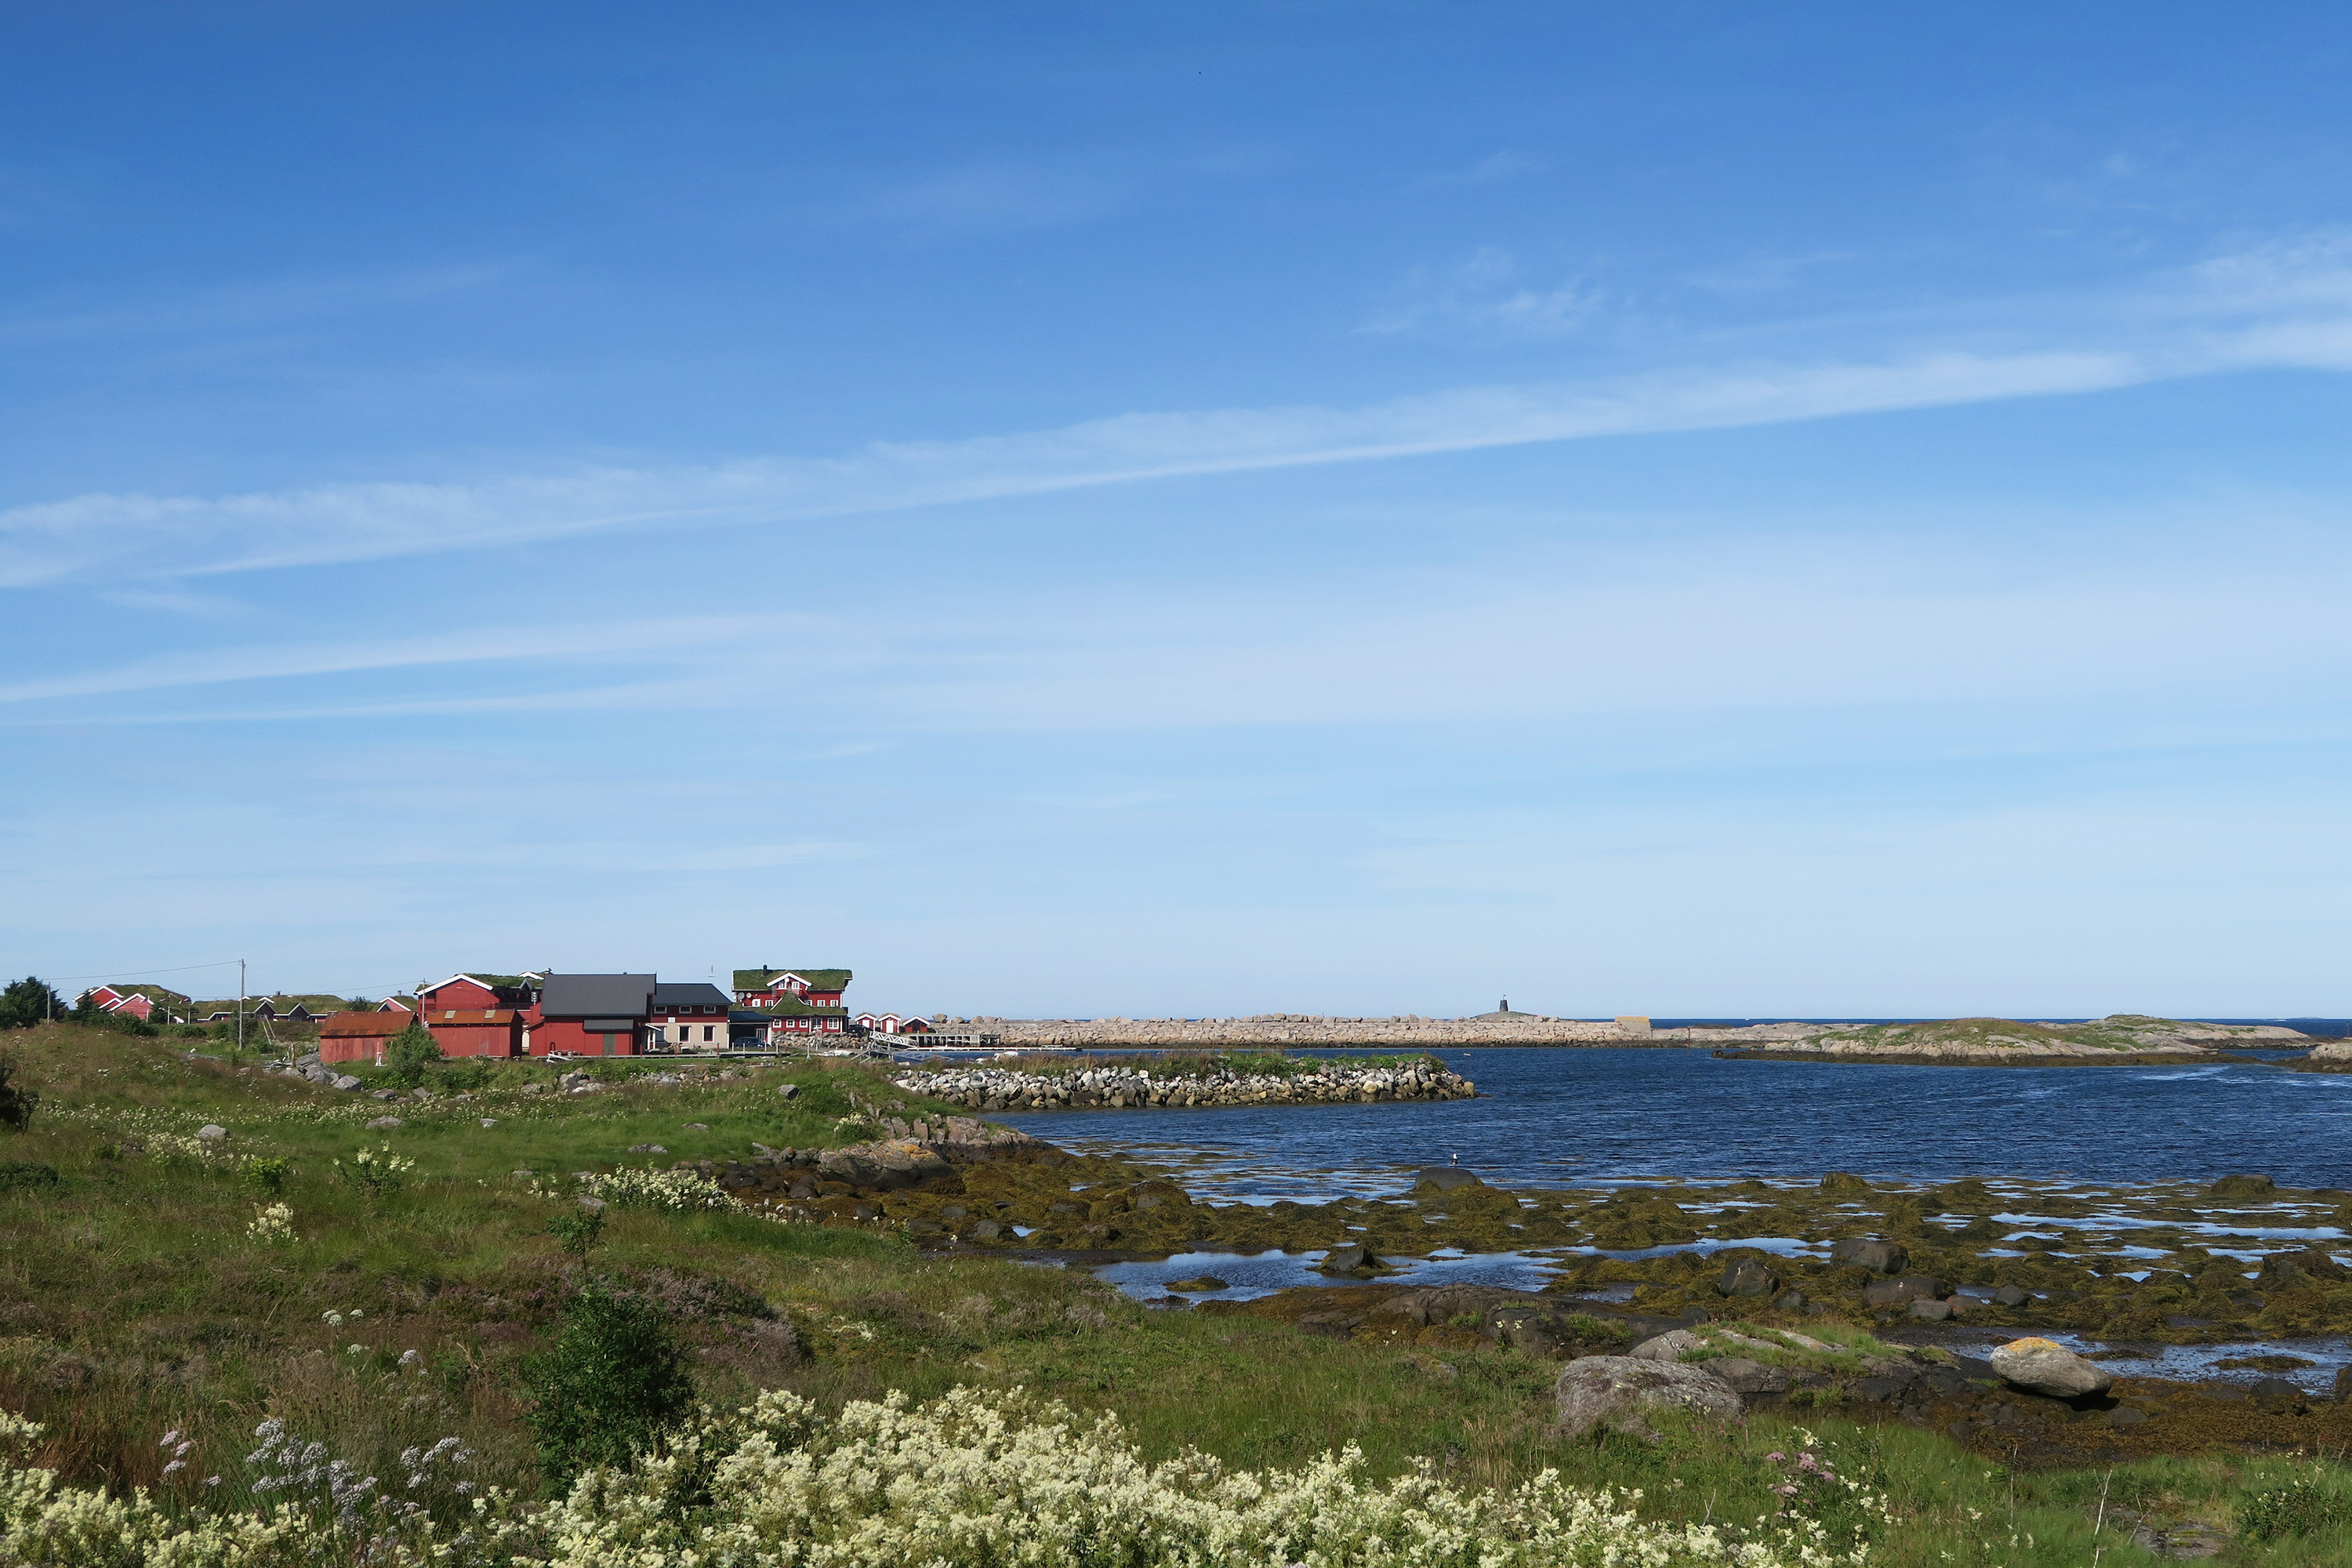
32, 959, 246, 982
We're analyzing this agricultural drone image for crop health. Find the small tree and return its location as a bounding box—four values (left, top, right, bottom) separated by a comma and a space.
0, 978, 62, 1032
379, 1021, 443, 1087
0, 1055, 35, 1131
523, 1280, 696, 1486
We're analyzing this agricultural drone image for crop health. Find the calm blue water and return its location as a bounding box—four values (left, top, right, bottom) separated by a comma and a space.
989, 1047, 2352, 1199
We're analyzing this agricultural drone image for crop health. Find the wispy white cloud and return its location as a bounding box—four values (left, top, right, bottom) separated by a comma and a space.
0, 616, 769, 705
16, 532, 2352, 764
0, 350, 2140, 589
0, 263, 510, 346
1363, 245, 1604, 338
6, 236, 2352, 591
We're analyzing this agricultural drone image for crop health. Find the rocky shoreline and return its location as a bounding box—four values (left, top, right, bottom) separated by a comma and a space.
891, 1058, 1476, 1111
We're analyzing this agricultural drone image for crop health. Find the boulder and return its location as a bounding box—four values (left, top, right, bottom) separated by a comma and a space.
195, 1125, 227, 1142
1414, 1167, 1483, 1192
1773, 1290, 1808, 1312
1554, 1356, 1742, 1440
1819, 1172, 1872, 1196
1707, 1357, 1791, 1397
331, 1075, 361, 1091
777, 1083, 800, 1099
1909, 1298, 1955, 1322
1715, 1260, 1780, 1298
1828, 1238, 1908, 1275
1991, 1284, 2031, 1307
1989, 1337, 2112, 1398
1318, 1243, 1377, 1273
365, 1116, 404, 1131
1862, 1276, 1950, 1308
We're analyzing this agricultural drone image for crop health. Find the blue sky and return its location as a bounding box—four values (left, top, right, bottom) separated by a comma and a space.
6, 3, 2352, 1017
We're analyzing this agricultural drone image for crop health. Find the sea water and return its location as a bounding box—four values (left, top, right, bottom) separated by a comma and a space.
989, 1047, 2352, 1200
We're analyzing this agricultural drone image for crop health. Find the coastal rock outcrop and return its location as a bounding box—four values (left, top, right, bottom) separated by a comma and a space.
895, 1060, 1474, 1112
1554, 1356, 1742, 1439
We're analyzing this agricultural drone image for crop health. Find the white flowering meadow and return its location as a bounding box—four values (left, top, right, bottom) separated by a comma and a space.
576, 1167, 731, 1212
0, 1389, 1881, 1568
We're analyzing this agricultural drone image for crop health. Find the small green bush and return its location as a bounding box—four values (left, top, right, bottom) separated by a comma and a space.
523, 1279, 697, 1486
380, 1022, 444, 1088
248, 1156, 292, 1196
2238, 1475, 2352, 1541
546, 1208, 606, 1257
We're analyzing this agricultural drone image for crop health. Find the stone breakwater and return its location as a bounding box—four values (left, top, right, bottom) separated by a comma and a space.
893, 1061, 1476, 1112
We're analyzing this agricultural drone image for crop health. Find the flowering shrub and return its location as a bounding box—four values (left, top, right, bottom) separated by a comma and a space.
1756, 1431, 1896, 1554
575, 1167, 728, 1212
0, 1390, 1879, 1566
245, 1203, 296, 1244
336, 1144, 416, 1199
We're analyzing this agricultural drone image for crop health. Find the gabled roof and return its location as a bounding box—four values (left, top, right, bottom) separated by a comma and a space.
83, 983, 194, 1009
379, 995, 418, 1012
652, 982, 731, 1007
732, 967, 852, 992
538, 973, 655, 1018
426, 972, 539, 992
741, 994, 829, 1016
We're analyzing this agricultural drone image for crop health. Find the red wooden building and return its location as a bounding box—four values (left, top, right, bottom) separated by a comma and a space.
424, 1008, 524, 1058
318, 1011, 405, 1064
731, 968, 851, 1011
528, 973, 655, 1056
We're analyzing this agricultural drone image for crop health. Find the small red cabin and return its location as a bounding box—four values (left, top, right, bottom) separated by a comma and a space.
426, 1008, 523, 1058
318, 1011, 405, 1065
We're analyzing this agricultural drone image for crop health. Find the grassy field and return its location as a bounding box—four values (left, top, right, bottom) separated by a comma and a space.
0, 1022, 2345, 1564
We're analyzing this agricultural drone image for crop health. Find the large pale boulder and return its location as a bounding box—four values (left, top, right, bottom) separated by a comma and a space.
1990, 1337, 2112, 1398
1555, 1356, 1742, 1440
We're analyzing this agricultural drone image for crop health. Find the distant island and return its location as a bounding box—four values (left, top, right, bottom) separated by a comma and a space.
936, 1011, 2307, 1060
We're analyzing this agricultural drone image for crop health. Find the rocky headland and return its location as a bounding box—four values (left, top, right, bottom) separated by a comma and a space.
1686, 1014, 2305, 1063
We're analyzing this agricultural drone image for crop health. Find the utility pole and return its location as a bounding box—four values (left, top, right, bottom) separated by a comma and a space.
236, 959, 246, 1062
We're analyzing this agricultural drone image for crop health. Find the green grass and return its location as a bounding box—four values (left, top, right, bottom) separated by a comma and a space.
0, 1022, 2343, 1564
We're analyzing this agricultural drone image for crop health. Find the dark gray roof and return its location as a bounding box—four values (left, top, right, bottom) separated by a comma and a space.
539, 973, 655, 1018
652, 982, 731, 1007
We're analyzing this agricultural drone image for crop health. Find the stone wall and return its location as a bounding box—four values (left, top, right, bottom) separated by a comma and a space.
954, 1015, 1636, 1047
893, 1059, 1475, 1111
